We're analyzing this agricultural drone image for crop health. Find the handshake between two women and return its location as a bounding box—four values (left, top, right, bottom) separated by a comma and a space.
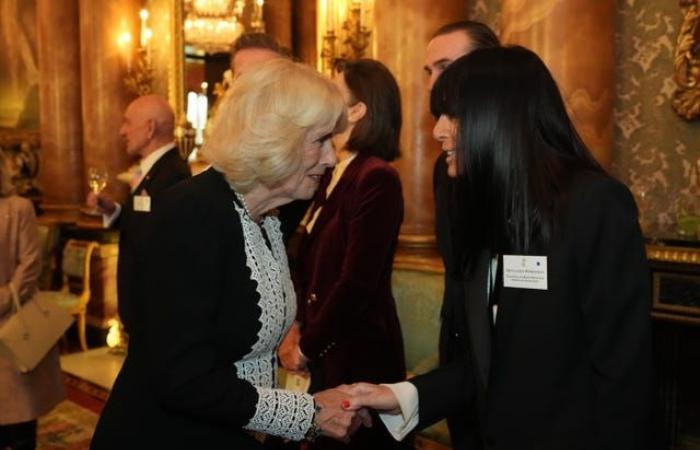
312, 383, 403, 443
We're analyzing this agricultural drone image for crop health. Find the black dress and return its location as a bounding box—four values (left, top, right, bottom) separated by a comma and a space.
92, 168, 315, 449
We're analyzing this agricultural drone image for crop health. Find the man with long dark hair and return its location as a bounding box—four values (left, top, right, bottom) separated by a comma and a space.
426, 21, 499, 272
344, 47, 653, 450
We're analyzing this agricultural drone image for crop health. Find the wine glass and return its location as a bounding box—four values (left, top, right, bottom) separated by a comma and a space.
87, 167, 108, 214
631, 182, 654, 234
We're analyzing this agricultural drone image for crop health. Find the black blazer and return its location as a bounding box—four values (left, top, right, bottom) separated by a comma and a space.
434, 154, 480, 446
415, 171, 654, 450
115, 147, 190, 331
433, 154, 466, 367
92, 168, 287, 449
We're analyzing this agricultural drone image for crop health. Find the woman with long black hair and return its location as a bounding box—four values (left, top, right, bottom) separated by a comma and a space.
344, 46, 653, 450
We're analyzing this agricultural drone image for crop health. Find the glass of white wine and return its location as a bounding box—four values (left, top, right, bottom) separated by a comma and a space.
87, 167, 108, 214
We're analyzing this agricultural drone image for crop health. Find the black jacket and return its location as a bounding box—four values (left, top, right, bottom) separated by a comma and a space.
115, 147, 190, 331
422, 171, 653, 450
93, 168, 287, 449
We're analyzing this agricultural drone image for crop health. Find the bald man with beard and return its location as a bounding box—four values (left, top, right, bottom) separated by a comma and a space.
88, 94, 190, 333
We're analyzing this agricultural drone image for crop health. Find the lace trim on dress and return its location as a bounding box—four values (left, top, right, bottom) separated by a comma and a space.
230, 199, 309, 438
233, 201, 296, 370
246, 387, 315, 441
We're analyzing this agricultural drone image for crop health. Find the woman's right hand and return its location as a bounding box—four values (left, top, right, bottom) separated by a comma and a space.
341, 382, 401, 415
278, 321, 308, 372
313, 387, 372, 442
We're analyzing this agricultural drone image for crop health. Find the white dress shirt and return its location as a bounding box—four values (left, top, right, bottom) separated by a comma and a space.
103, 143, 176, 228
379, 382, 420, 441
303, 152, 357, 234
381, 257, 500, 440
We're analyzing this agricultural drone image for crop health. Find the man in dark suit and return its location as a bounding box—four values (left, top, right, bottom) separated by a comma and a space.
230, 32, 289, 78
225, 33, 304, 241
425, 21, 499, 448
87, 94, 190, 332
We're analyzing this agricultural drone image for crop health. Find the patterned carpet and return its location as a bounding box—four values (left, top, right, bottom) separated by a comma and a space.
35, 373, 107, 449
37, 400, 97, 450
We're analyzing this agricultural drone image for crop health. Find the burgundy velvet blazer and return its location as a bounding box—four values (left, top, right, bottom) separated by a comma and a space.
295, 153, 406, 389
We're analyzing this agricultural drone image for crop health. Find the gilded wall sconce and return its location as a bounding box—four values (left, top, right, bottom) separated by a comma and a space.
319, 0, 374, 74
118, 9, 155, 96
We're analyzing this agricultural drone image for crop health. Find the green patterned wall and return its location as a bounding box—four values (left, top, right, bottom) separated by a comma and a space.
392, 269, 443, 372
613, 0, 700, 227
467, 0, 700, 227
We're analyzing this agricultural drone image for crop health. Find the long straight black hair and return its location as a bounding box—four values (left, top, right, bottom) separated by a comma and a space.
431, 46, 603, 271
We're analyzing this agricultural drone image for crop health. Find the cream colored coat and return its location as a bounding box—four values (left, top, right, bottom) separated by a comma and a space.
0, 195, 63, 424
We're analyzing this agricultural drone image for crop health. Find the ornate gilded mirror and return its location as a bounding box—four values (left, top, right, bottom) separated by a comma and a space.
138, 1, 267, 155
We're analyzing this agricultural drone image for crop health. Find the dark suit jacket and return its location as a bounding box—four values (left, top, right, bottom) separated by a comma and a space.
115, 147, 190, 331
434, 153, 480, 447
413, 171, 654, 450
92, 168, 280, 449
433, 153, 467, 365
295, 154, 406, 389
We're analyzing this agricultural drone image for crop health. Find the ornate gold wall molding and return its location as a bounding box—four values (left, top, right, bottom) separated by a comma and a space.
394, 234, 444, 274
0, 128, 41, 199
672, 0, 700, 120
646, 242, 700, 264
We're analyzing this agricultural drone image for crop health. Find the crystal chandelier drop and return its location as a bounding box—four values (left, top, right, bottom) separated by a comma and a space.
184, 0, 265, 54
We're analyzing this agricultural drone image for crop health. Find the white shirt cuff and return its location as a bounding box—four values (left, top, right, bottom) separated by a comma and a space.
103, 202, 122, 228
379, 382, 419, 441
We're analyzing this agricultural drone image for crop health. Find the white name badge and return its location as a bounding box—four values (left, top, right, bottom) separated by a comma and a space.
133, 195, 151, 212
503, 255, 548, 290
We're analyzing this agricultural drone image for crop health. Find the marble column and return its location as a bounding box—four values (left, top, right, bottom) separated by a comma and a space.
264, 0, 293, 50
374, 0, 465, 268
500, 0, 615, 168
79, 0, 140, 204
36, 0, 84, 208
291, 0, 317, 65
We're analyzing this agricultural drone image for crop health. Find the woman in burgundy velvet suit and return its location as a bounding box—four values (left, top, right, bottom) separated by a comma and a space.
279, 59, 408, 450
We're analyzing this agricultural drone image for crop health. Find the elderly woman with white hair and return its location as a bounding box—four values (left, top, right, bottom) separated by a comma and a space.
91, 58, 360, 449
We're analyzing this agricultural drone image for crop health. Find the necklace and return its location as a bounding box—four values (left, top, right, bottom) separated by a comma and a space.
234, 190, 260, 222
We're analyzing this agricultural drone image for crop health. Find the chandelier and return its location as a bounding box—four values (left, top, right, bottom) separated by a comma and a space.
184, 0, 265, 54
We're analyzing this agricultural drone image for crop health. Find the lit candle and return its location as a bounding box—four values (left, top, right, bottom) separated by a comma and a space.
338, 0, 347, 29
139, 9, 149, 47
143, 26, 153, 59
143, 27, 153, 46
116, 30, 133, 72
197, 82, 209, 131
197, 94, 208, 131
186, 91, 198, 127
326, 0, 334, 33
